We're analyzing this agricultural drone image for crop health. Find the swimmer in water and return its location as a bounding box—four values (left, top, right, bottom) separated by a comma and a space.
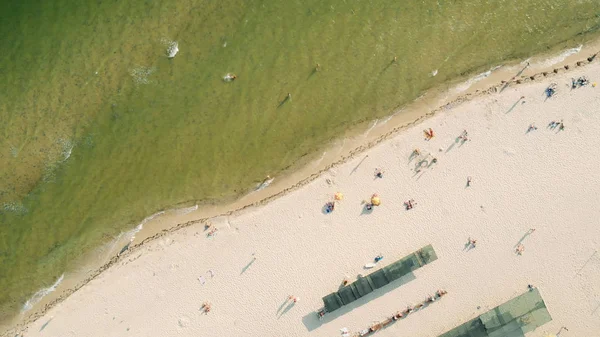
224, 73, 237, 82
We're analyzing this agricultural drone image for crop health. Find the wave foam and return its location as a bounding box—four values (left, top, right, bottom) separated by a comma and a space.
129, 66, 155, 85
255, 178, 274, 191
167, 42, 179, 58
59, 138, 74, 161
455, 65, 502, 92
130, 211, 165, 240
160, 38, 179, 58
2, 202, 28, 214
363, 119, 379, 138
21, 274, 64, 312
537, 45, 582, 68
175, 205, 198, 215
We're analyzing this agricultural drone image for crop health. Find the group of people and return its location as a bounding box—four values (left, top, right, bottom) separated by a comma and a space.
350, 289, 449, 337
571, 76, 589, 89
458, 129, 470, 142
206, 222, 218, 237
548, 119, 565, 131
424, 128, 435, 140
201, 301, 211, 313
404, 199, 416, 210
545, 83, 557, 98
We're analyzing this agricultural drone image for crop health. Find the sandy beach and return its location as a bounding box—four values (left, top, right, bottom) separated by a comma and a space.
6, 55, 600, 337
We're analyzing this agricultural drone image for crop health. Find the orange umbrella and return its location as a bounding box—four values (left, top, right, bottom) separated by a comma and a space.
334, 192, 344, 201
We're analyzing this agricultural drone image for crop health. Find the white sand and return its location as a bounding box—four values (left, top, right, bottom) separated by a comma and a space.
14, 65, 600, 337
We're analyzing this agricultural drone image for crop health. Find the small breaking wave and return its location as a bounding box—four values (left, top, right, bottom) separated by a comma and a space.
2, 202, 28, 214
59, 138, 74, 162
313, 152, 327, 167
363, 119, 379, 138
129, 211, 165, 241
255, 177, 274, 191
160, 38, 179, 58
114, 211, 166, 256
21, 274, 64, 312
537, 45, 582, 68
166, 42, 179, 58
175, 204, 198, 215
454, 65, 502, 92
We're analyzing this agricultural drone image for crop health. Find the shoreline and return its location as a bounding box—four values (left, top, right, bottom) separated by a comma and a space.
2, 41, 600, 336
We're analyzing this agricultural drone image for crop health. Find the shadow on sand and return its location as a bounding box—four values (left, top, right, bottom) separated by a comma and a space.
240, 258, 256, 274
40, 318, 53, 332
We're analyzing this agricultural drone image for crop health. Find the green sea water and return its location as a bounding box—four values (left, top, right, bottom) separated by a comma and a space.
1, 0, 599, 323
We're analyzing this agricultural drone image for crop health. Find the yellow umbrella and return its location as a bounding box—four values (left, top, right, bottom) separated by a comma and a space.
334, 192, 344, 201
371, 195, 381, 206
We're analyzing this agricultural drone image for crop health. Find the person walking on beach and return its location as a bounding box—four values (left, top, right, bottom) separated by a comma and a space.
468, 237, 477, 248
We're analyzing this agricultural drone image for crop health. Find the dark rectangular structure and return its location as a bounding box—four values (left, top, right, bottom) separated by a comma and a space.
322, 245, 438, 313
438, 288, 552, 337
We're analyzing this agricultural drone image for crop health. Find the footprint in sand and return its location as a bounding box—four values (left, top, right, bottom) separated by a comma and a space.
503, 148, 516, 156
178, 316, 190, 328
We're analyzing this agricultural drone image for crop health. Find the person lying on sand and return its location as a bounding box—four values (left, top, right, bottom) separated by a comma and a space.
207, 227, 218, 237
423, 128, 435, 140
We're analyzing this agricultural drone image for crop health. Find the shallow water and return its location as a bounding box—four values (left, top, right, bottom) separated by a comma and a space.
1, 0, 600, 323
